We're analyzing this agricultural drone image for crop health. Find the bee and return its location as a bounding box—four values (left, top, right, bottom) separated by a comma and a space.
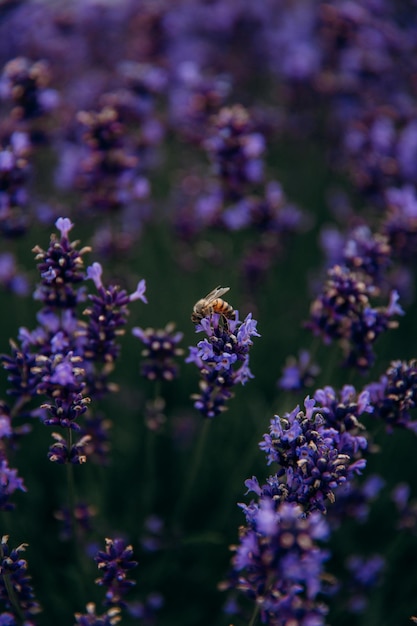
191, 286, 236, 324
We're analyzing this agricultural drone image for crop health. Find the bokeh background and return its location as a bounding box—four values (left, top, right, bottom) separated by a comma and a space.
1, 1, 417, 625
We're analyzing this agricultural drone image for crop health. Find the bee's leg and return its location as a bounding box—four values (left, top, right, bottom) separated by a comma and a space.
219, 314, 230, 332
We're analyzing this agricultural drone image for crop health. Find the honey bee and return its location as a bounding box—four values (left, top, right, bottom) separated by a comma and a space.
191, 286, 236, 324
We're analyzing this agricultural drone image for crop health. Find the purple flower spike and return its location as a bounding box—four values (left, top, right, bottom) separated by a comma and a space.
0, 138, 30, 237
82, 271, 144, 369
186, 311, 260, 418
343, 225, 392, 285
95, 538, 137, 608
383, 185, 417, 262
0, 535, 41, 621
259, 393, 368, 513
47, 432, 92, 465
2, 218, 149, 465
2, 57, 55, 121
132, 322, 183, 381
224, 500, 330, 625
55, 501, 97, 542
307, 264, 403, 370
41, 393, 91, 431
365, 360, 417, 433
32, 218, 91, 310
204, 104, 265, 202
75, 105, 149, 217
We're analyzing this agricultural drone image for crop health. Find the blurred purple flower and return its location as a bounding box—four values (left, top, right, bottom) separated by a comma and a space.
345, 554, 385, 614
278, 349, 320, 391
224, 499, 330, 625
1, 57, 56, 120
383, 185, 417, 262
327, 474, 385, 528
0, 253, 29, 297
307, 264, 403, 370
365, 359, 417, 433
55, 501, 97, 542
132, 322, 183, 381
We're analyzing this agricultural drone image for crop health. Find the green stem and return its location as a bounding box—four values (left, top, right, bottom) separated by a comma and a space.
307, 336, 321, 364
248, 603, 260, 626
173, 418, 211, 527
66, 428, 77, 537
142, 381, 162, 517
143, 424, 156, 515
65, 429, 90, 605
10, 395, 30, 419
247, 572, 276, 626
319, 342, 341, 387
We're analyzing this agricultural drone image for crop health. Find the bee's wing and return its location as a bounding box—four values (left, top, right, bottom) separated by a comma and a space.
205, 286, 230, 302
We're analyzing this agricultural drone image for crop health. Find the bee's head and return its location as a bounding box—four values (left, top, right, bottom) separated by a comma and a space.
191, 299, 205, 324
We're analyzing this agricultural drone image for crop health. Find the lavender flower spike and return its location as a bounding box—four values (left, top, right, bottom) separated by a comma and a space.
307, 264, 403, 370
32, 217, 90, 310
95, 538, 137, 609
0, 536, 41, 622
186, 311, 260, 418
365, 360, 417, 433
224, 499, 330, 625
132, 322, 183, 381
259, 393, 368, 513
83, 264, 147, 367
